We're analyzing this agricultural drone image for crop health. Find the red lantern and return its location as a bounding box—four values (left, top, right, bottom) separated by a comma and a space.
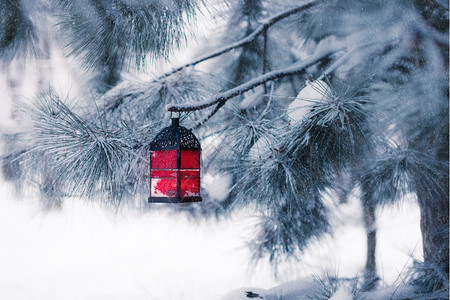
148, 118, 202, 203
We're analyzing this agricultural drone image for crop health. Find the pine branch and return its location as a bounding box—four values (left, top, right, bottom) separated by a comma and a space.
21, 91, 151, 204
0, 0, 40, 62
167, 45, 344, 114
100, 69, 214, 128
158, 0, 322, 80
169, 35, 401, 128
56, 0, 203, 72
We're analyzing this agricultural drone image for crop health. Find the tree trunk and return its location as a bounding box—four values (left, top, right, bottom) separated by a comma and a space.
415, 178, 449, 274
338, 172, 379, 289
411, 0, 449, 274
363, 201, 378, 290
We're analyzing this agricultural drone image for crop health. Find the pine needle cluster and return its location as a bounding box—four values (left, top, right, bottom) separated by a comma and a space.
21, 90, 149, 205
406, 259, 450, 299
0, 0, 43, 62
56, 0, 204, 70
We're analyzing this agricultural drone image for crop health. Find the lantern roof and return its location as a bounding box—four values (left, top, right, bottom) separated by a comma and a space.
149, 118, 201, 151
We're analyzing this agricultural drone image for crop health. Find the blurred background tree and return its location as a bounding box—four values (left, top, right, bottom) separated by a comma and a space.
0, 0, 448, 296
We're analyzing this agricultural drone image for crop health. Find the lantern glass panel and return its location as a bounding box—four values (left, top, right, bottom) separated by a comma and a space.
180, 177, 200, 197
151, 150, 177, 169
151, 178, 177, 197
180, 150, 200, 169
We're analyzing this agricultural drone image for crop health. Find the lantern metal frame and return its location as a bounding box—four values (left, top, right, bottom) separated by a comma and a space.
148, 118, 202, 203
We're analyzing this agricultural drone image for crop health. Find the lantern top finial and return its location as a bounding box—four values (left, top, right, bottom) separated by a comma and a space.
149, 118, 201, 151
171, 117, 179, 126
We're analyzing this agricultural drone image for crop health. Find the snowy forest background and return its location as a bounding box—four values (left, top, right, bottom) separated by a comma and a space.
0, 0, 448, 299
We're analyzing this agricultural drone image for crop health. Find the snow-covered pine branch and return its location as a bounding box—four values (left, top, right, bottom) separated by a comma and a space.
99, 69, 215, 128
0, 0, 49, 63
57, 0, 204, 68
21, 90, 150, 204
167, 45, 345, 114
169, 28, 403, 127
157, 0, 322, 80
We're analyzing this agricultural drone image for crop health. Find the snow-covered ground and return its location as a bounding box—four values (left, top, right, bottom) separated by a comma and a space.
0, 181, 422, 299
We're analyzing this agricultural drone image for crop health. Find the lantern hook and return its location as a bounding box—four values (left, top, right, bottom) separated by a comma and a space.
170, 111, 182, 120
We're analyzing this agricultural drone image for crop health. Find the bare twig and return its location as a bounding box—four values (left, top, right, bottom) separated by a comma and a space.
262, 29, 268, 95
1, 148, 28, 163
193, 101, 227, 129
158, 0, 322, 81
317, 38, 400, 80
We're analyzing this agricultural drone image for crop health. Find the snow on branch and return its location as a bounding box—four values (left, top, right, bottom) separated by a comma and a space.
158, 0, 322, 80
167, 46, 344, 118
168, 34, 402, 127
